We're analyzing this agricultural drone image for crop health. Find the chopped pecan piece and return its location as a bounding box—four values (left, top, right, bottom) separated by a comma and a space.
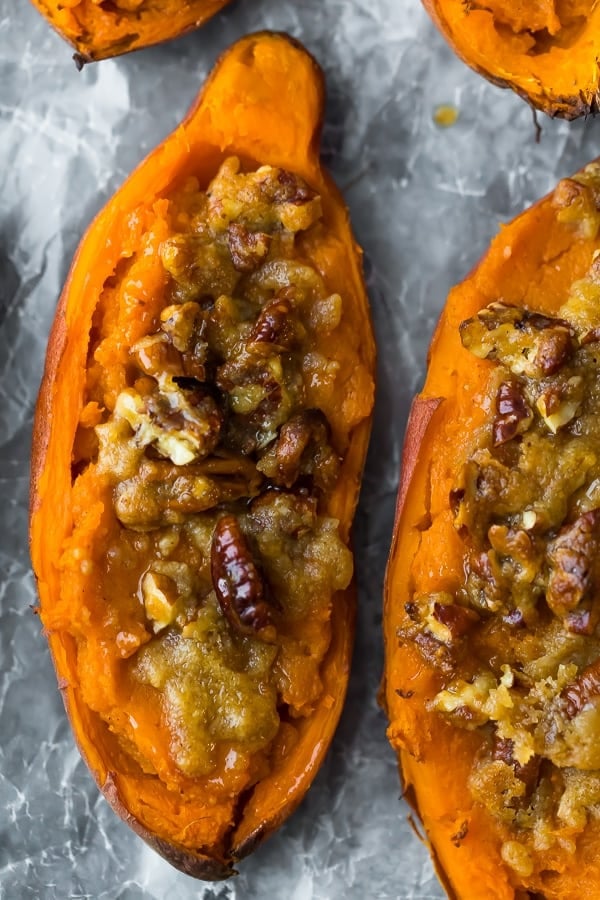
140, 571, 179, 633
131, 334, 184, 379
565, 607, 596, 635
249, 295, 298, 349
581, 327, 600, 345
131, 304, 208, 381
272, 170, 317, 206
227, 223, 271, 272
432, 602, 480, 640
115, 380, 223, 466
400, 593, 476, 674
546, 510, 600, 617
211, 515, 275, 636
413, 631, 455, 675
492, 735, 540, 794
160, 302, 205, 352
534, 327, 574, 376
492, 381, 533, 446
562, 659, 600, 718
488, 525, 540, 586
536, 376, 584, 434
257, 409, 340, 491
217, 347, 300, 454
553, 176, 600, 240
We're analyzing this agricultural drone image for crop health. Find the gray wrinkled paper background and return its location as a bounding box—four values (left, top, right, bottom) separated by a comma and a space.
3, 1, 600, 897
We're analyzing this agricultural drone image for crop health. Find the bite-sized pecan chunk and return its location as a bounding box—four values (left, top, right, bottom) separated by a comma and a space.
562, 659, 600, 719
553, 176, 600, 240
535, 376, 584, 434
565, 607, 598, 636
227, 223, 271, 272
546, 510, 600, 618
257, 409, 340, 491
492, 381, 533, 446
488, 525, 541, 586
400, 593, 479, 675
413, 631, 456, 676
492, 734, 541, 794
272, 169, 317, 205
131, 303, 208, 382
159, 302, 206, 353
115, 378, 223, 466
160, 302, 208, 380
249, 294, 299, 350
217, 347, 300, 454
534, 327, 575, 377
211, 514, 275, 637
432, 601, 480, 640
131, 333, 184, 379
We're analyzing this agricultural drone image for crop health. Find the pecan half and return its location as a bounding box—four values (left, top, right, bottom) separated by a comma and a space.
562, 659, 600, 718
492, 381, 532, 446
211, 515, 274, 636
546, 510, 600, 617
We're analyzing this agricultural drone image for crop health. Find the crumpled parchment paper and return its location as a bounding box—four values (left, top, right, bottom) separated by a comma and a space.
2, 0, 600, 897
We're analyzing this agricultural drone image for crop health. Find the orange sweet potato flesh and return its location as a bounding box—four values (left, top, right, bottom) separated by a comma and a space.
30, 32, 375, 879
29, 0, 232, 62
383, 163, 600, 899
423, 0, 600, 118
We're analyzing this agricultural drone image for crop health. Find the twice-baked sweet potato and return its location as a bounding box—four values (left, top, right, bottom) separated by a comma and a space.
384, 161, 600, 897
29, 0, 232, 63
30, 32, 375, 879
423, 0, 600, 119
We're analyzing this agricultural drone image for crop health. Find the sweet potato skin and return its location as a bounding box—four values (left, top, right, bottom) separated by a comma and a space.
29, 0, 233, 63
422, 0, 600, 120
383, 162, 600, 898
30, 32, 375, 879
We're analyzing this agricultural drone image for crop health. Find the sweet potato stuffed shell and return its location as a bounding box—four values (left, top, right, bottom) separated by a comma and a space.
384, 161, 600, 898
29, 0, 233, 63
30, 33, 375, 878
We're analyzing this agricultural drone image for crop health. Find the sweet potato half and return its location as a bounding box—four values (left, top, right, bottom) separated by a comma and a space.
29, 0, 232, 63
30, 32, 375, 879
384, 161, 600, 898
423, 0, 600, 119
